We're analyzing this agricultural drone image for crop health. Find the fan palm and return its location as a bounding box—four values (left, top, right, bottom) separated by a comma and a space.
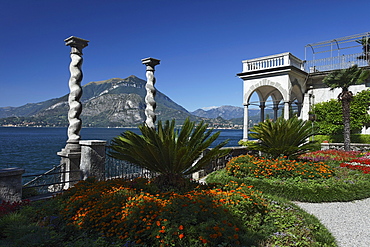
248, 117, 317, 159
356, 36, 370, 65
108, 118, 230, 189
322, 65, 370, 151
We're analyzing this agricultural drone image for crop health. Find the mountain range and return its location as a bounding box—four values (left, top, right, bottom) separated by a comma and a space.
0, 76, 247, 128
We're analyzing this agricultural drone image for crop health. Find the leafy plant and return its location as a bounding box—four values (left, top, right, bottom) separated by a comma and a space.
108, 118, 230, 190
312, 90, 370, 135
247, 117, 318, 159
0, 200, 30, 217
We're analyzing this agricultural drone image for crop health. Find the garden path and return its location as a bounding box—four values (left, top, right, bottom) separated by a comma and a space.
295, 198, 370, 247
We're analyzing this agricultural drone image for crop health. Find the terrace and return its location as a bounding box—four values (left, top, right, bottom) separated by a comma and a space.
241, 32, 370, 74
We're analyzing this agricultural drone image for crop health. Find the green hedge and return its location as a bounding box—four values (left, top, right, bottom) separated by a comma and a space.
314, 134, 370, 144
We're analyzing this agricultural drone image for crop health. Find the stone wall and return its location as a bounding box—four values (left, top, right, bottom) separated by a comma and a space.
321, 143, 370, 152
0, 168, 25, 202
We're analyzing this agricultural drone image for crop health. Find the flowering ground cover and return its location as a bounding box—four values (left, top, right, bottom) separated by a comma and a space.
0, 177, 337, 246
60, 178, 267, 246
300, 150, 370, 174
207, 151, 370, 202
226, 155, 334, 180
339, 153, 370, 173
298, 150, 362, 162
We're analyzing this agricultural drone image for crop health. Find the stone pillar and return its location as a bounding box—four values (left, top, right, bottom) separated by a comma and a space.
64, 36, 89, 152
273, 102, 279, 121
0, 168, 25, 203
80, 140, 106, 181
243, 104, 249, 140
259, 102, 265, 122
58, 36, 89, 189
296, 102, 302, 117
57, 152, 82, 190
141, 57, 160, 129
284, 101, 290, 119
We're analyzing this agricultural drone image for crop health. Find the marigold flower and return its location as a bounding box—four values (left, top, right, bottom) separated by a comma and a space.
178, 225, 184, 230
179, 233, 184, 239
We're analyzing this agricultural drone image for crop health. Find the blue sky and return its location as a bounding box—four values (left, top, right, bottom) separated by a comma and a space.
1, 0, 370, 111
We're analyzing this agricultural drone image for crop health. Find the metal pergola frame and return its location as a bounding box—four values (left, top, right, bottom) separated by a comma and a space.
305, 32, 370, 61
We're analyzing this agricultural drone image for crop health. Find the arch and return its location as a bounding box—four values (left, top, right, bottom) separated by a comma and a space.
244, 79, 288, 105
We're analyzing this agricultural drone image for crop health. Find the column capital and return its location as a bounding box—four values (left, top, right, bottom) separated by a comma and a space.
142, 57, 160, 71
64, 36, 89, 55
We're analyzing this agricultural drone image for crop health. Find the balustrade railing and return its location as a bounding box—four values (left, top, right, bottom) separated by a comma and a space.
304, 53, 369, 72
105, 155, 156, 180
242, 52, 369, 74
22, 164, 82, 199
242, 52, 303, 73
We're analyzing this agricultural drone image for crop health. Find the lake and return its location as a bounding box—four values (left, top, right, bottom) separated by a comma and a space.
0, 127, 243, 175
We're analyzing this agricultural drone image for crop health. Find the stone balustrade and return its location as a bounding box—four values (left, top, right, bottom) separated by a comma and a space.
242, 52, 304, 72
321, 143, 370, 152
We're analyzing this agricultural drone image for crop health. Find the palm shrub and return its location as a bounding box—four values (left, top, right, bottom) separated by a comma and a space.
108, 118, 230, 191
322, 65, 370, 151
247, 117, 318, 159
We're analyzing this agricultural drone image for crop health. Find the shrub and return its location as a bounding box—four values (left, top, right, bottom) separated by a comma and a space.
108, 118, 230, 191
247, 117, 318, 159
315, 134, 370, 143
0, 200, 30, 217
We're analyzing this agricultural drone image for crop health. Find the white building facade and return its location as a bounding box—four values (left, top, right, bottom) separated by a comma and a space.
237, 33, 370, 140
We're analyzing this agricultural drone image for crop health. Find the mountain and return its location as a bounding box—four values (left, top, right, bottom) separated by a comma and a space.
191, 106, 278, 126
0, 76, 195, 127
191, 105, 243, 120
0, 75, 242, 128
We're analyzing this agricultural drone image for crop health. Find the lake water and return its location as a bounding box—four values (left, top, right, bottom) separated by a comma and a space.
0, 127, 243, 175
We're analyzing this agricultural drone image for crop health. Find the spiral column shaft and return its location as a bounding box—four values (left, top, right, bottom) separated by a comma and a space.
142, 58, 160, 129
64, 36, 89, 151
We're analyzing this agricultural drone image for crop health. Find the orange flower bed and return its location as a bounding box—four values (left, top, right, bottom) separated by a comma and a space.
59, 178, 268, 246
226, 155, 334, 179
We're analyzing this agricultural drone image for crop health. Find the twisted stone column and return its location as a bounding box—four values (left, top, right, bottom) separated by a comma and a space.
142, 57, 160, 129
64, 36, 89, 151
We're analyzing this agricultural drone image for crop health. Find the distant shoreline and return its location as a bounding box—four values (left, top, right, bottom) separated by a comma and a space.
1, 126, 243, 130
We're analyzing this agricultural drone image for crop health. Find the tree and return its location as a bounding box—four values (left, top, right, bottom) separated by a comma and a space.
356, 36, 370, 65
247, 116, 318, 159
312, 90, 370, 135
108, 118, 230, 191
322, 65, 370, 151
